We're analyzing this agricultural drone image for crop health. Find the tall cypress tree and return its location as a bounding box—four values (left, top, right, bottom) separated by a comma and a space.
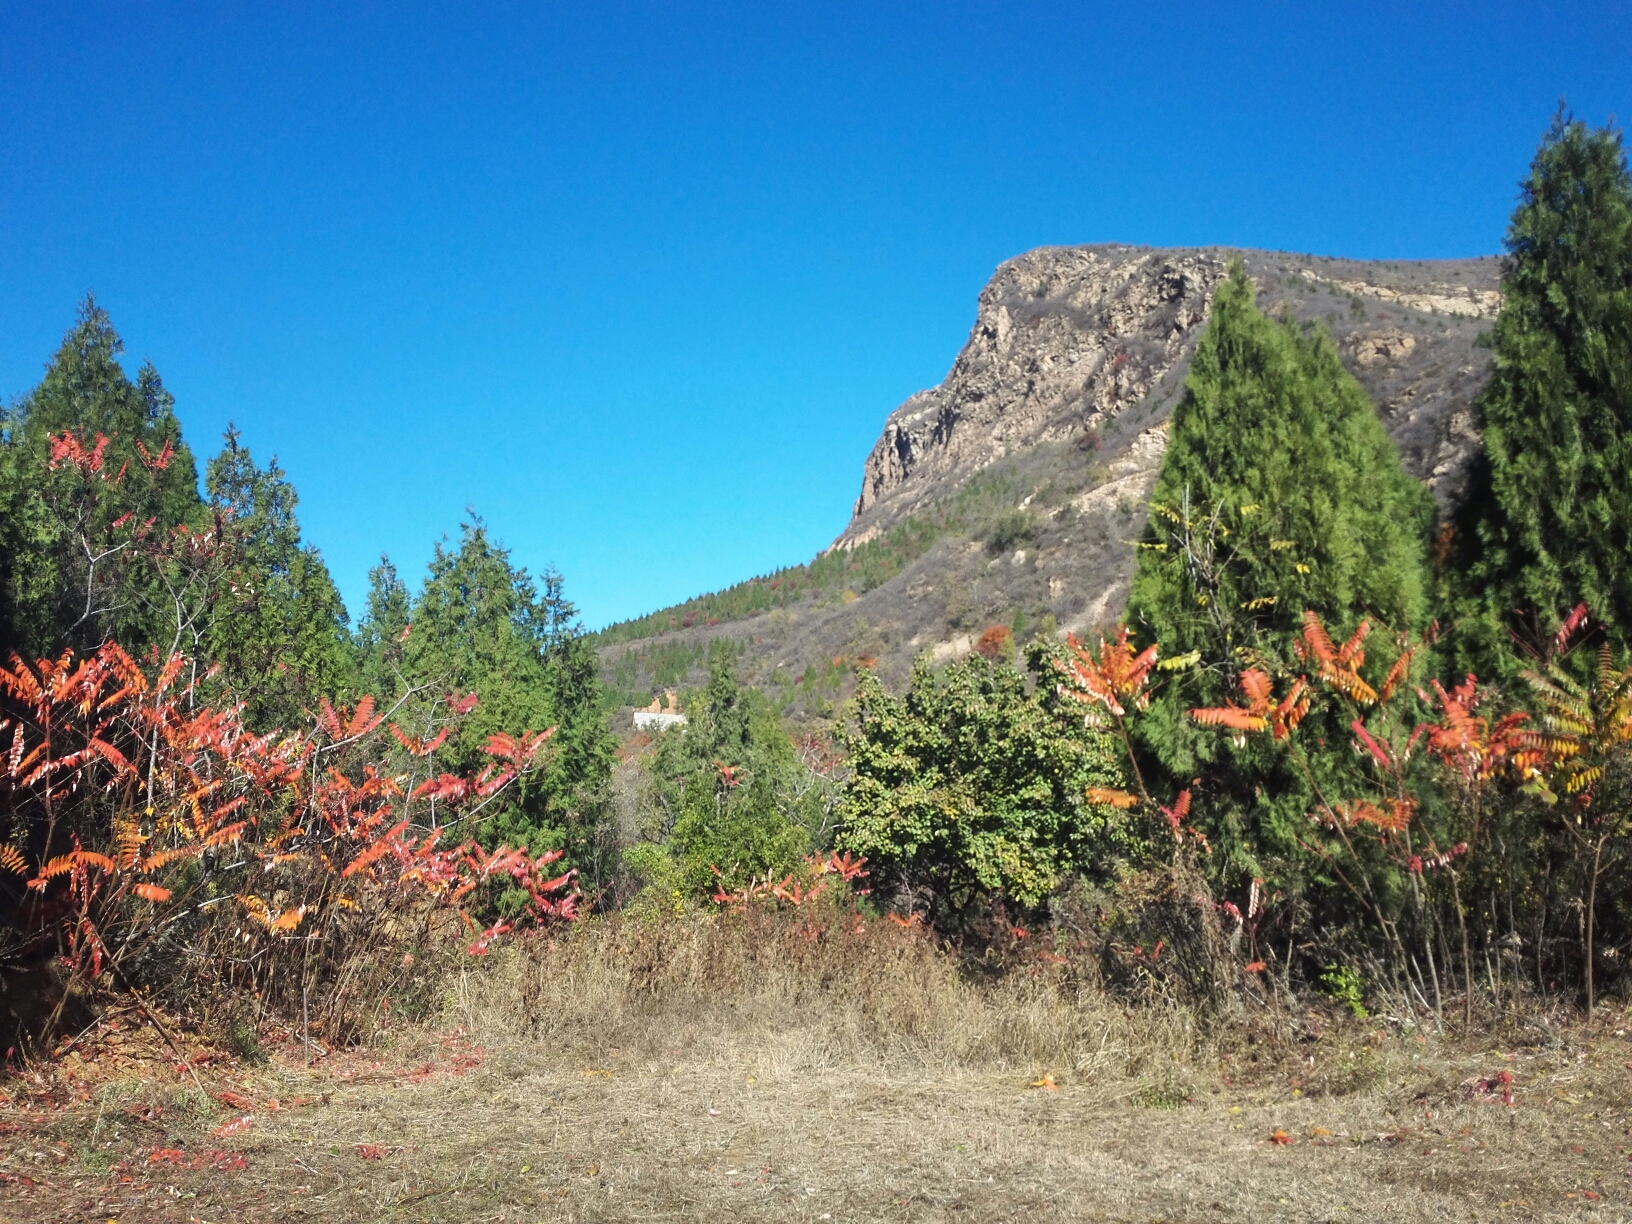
1127, 262, 1433, 880
1449, 114, 1632, 674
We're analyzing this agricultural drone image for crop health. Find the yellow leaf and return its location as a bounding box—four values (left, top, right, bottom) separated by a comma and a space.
1157, 650, 1201, 672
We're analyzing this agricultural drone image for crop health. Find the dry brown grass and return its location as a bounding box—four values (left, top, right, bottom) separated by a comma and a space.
4, 905, 1631, 1222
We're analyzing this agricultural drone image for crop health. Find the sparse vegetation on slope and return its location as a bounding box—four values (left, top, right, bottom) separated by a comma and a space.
591, 516, 944, 648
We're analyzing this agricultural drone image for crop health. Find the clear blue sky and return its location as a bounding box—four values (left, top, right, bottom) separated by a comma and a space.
2, 3, 1627, 629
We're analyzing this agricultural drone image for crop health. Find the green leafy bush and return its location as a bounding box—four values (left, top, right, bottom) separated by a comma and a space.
985, 509, 1036, 555
836, 645, 1132, 928
1319, 964, 1369, 1018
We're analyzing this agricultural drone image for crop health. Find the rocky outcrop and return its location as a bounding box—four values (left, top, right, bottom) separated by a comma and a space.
838, 247, 1227, 548
835, 245, 1502, 548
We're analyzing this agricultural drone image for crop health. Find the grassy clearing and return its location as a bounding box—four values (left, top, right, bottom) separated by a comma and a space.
3, 910, 1630, 1222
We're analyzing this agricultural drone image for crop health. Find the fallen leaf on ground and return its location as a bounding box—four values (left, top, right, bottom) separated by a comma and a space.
1030, 1075, 1059, 1091
1269, 1129, 1295, 1145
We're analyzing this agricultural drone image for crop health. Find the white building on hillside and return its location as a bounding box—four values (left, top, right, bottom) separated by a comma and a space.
633, 690, 687, 731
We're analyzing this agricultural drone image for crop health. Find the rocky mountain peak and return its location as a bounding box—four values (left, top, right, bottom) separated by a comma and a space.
836, 244, 1501, 552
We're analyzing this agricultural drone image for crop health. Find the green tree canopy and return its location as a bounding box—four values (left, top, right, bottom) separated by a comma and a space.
355, 554, 411, 693
626, 644, 819, 904
836, 646, 1129, 926
370, 520, 615, 881
0, 297, 202, 656
1126, 262, 1433, 882
201, 430, 356, 728
1450, 113, 1632, 675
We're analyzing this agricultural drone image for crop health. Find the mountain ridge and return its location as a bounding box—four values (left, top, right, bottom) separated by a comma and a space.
595, 243, 1502, 716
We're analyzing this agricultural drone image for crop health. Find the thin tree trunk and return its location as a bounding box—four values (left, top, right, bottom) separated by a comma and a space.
1450, 869, 1473, 1028
1585, 836, 1603, 1018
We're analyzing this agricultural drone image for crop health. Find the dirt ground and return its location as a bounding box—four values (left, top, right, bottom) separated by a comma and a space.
3, 917, 1630, 1222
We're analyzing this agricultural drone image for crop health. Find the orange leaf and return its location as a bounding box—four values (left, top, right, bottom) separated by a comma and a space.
1086, 787, 1140, 808
73, 850, 116, 873
1057, 626, 1158, 717
1240, 669, 1272, 705
202, 821, 249, 848
344, 694, 381, 739
132, 882, 171, 902
1269, 1128, 1294, 1145
1189, 704, 1267, 732
1351, 721, 1393, 769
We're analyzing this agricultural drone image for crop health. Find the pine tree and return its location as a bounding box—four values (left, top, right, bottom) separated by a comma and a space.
1127, 262, 1433, 880
0, 297, 202, 655
631, 645, 814, 902
1450, 113, 1632, 674
202, 429, 356, 728
400, 521, 614, 878
354, 554, 411, 691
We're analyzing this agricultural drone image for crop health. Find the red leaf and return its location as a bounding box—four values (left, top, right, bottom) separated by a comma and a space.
1351, 720, 1393, 769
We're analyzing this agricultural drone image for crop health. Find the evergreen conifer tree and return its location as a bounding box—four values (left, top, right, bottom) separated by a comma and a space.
629, 644, 815, 902
1449, 113, 1632, 673
398, 521, 614, 878
201, 430, 356, 727
0, 297, 202, 655
1127, 262, 1433, 880
354, 554, 411, 691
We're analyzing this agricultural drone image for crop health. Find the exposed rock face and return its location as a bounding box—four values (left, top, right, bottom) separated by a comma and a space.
840, 247, 1227, 548
836, 245, 1502, 549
